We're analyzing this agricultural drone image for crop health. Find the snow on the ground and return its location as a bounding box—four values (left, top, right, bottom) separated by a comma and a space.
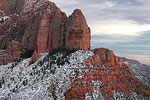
0, 50, 94, 100
0, 16, 10, 24
0, 49, 5, 55
127, 63, 150, 87
0, 50, 148, 100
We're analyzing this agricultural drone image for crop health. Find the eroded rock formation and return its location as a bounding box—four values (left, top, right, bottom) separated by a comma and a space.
66, 48, 150, 100
65, 9, 91, 50
0, 0, 91, 64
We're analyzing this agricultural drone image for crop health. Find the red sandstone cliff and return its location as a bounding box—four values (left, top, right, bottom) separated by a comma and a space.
65, 9, 91, 50
0, 0, 91, 64
66, 48, 150, 100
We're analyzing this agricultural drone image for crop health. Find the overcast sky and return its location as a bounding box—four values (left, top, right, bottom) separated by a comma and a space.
50, 0, 150, 64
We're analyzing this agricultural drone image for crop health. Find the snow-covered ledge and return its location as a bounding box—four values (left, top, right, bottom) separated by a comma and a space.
0, 16, 10, 25
0, 49, 5, 55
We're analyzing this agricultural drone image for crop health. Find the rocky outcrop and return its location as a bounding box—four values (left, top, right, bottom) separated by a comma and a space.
66, 48, 150, 100
65, 9, 91, 50
84, 48, 123, 67
0, 0, 91, 64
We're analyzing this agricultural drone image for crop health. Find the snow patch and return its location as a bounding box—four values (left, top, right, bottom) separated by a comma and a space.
0, 16, 10, 25
0, 49, 5, 55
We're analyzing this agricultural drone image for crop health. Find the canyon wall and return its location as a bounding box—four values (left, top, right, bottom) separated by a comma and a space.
0, 0, 91, 64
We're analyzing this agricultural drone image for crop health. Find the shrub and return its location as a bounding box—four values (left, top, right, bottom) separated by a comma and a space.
23, 79, 28, 86
37, 48, 77, 75
21, 50, 34, 59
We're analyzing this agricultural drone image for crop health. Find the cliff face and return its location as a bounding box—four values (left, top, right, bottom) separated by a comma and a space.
0, 0, 91, 64
66, 48, 150, 100
65, 9, 91, 50
0, 0, 25, 17
92, 48, 123, 67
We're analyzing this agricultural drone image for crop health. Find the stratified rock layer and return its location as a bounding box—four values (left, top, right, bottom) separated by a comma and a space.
0, 0, 90, 64
66, 48, 150, 100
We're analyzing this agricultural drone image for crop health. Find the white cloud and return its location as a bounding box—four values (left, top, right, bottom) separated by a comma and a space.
120, 44, 150, 47
124, 50, 150, 55
90, 19, 150, 36
92, 37, 135, 44
136, 0, 150, 4
50, 0, 78, 6
89, 1, 116, 9
91, 34, 137, 44
49, 0, 118, 16
105, 1, 116, 7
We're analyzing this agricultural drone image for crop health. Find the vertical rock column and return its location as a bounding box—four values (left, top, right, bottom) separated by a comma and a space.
36, 13, 49, 53
65, 9, 91, 50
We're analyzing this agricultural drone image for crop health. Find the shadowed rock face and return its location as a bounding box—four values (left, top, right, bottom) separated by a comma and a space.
0, 41, 22, 65
0, 0, 91, 64
0, 0, 25, 17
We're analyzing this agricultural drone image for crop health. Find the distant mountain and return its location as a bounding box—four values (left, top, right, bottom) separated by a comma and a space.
0, 0, 150, 100
121, 57, 150, 86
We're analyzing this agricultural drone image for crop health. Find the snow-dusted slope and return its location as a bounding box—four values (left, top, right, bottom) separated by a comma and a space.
129, 64, 150, 87
122, 58, 150, 87
0, 50, 94, 100
0, 49, 150, 100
